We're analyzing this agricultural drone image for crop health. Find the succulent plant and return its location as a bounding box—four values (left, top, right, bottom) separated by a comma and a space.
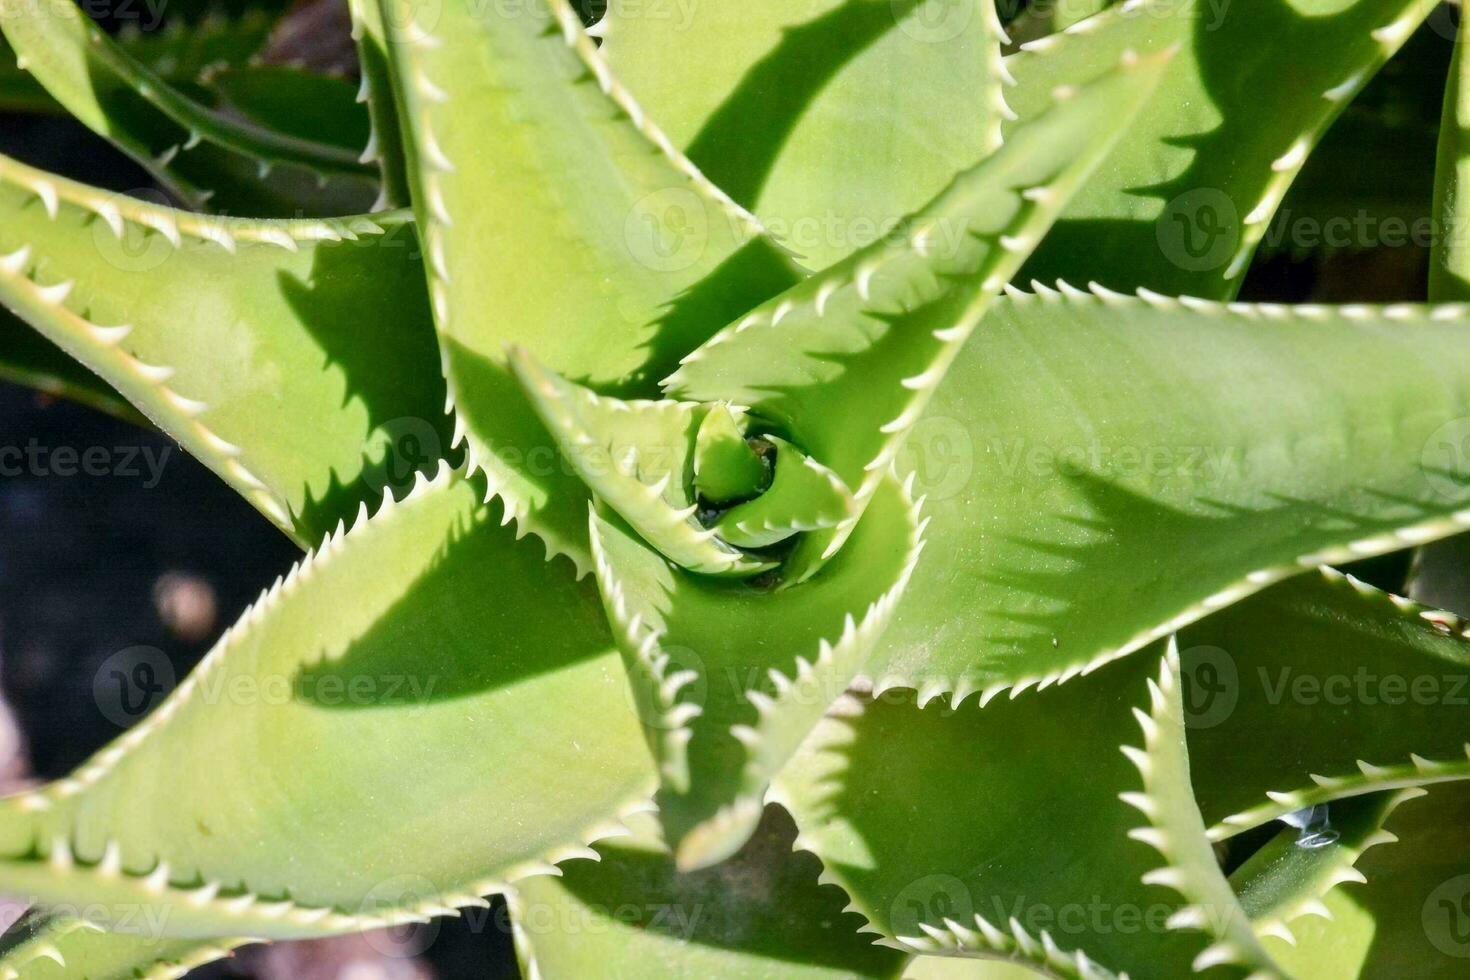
4, 0, 1470, 976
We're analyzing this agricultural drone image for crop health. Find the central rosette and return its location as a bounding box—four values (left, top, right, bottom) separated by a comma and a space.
510, 347, 857, 581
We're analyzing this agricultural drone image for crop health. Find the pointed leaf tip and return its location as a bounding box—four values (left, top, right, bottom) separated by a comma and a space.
692, 404, 767, 505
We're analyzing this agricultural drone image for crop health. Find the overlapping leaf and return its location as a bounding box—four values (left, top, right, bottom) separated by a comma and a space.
1182, 569, 1470, 837
1262, 782, 1470, 977
0, 467, 657, 940
379, 0, 803, 574
510, 352, 775, 577
667, 51, 1168, 582
601, 0, 1011, 270
0, 0, 376, 215
1008, 0, 1434, 297
871, 287, 1470, 704
590, 474, 922, 869
0, 152, 448, 544
509, 809, 908, 979
1263, 23, 1447, 263
1228, 789, 1420, 947
774, 644, 1277, 978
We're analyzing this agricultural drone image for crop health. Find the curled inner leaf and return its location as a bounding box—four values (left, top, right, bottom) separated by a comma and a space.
715, 436, 856, 549
693, 403, 768, 505
513, 347, 864, 578
510, 346, 774, 577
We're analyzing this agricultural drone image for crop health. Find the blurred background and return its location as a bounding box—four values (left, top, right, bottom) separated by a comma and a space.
0, 0, 1455, 976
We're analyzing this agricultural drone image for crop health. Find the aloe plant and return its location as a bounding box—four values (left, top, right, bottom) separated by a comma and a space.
2, 0, 1470, 975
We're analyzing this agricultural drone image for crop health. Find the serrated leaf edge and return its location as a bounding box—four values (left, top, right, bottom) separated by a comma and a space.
1206, 565, 1470, 839
1117, 640, 1282, 978
767, 767, 1126, 980
867, 282, 1470, 710
2, 0, 373, 204
588, 505, 703, 791
0, 463, 658, 936
0, 154, 394, 539
396, 0, 779, 579
723, 470, 929, 838
1248, 786, 1424, 948
1007, 0, 1433, 281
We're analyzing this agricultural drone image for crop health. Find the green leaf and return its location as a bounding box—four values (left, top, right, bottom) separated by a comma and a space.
590, 475, 922, 869
0, 468, 658, 940
1116, 641, 1280, 977
1251, 12, 1447, 263
509, 808, 909, 979
0, 307, 143, 422
1431, 9, 1470, 301
0, 38, 54, 113
715, 436, 855, 550
1006, 0, 1117, 45
347, 0, 411, 208
0, 0, 377, 216
0, 151, 450, 547
207, 66, 370, 155
1008, 0, 1435, 298
1180, 569, 1470, 838
693, 404, 768, 506
601, 0, 1011, 269
116, 8, 280, 83
1228, 789, 1421, 947
379, 0, 802, 575
0, 10, 281, 115
666, 50, 1169, 582
1262, 782, 1470, 978
0, 909, 246, 980
870, 288, 1470, 705
774, 644, 1275, 977
903, 957, 1046, 979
